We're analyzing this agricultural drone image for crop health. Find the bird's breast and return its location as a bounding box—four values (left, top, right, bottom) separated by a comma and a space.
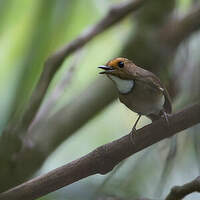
119, 80, 165, 115
108, 75, 134, 94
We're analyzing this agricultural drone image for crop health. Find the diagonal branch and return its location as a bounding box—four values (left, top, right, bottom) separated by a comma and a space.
17, 0, 146, 133
165, 176, 200, 200
1, 103, 200, 200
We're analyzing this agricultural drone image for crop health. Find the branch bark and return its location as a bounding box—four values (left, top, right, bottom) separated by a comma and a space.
165, 176, 200, 200
0, 103, 200, 200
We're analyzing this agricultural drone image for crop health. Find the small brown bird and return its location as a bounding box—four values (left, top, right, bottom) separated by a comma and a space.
98, 57, 172, 141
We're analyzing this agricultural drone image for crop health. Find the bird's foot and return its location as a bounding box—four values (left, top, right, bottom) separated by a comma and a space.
161, 110, 170, 129
130, 126, 136, 145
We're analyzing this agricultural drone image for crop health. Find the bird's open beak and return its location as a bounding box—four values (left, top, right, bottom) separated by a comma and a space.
98, 65, 115, 74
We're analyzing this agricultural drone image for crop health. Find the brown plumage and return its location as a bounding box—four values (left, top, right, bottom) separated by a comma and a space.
98, 57, 172, 129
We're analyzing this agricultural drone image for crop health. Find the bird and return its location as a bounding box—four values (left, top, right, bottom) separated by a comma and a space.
98, 57, 172, 142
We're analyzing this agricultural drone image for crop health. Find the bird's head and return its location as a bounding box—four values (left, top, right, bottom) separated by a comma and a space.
98, 57, 137, 79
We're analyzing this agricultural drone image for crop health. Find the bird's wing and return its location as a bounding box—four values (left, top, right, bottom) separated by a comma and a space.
134, 69, 172, 114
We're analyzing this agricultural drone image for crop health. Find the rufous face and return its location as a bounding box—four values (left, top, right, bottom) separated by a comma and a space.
98, 57, 136, 79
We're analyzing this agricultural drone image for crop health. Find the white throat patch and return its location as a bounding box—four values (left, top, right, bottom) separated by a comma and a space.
109, 75, 134, 94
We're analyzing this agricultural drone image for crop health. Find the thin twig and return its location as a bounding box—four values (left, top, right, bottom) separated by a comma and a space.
165, 176, 200, 200
0, 103, 200, 200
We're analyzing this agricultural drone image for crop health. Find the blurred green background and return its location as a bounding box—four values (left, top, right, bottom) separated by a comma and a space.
0, 0, 200, 199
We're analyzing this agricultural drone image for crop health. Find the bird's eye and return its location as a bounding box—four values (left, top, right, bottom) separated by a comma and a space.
118, 61, 124, 68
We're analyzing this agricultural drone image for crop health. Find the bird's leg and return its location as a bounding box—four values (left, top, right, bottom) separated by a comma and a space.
130, 114, 142, 144
161, 110, 170, 128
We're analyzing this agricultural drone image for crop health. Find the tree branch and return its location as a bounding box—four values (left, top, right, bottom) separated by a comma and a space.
165, 176, 200, 200
0, 103, 200, 200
